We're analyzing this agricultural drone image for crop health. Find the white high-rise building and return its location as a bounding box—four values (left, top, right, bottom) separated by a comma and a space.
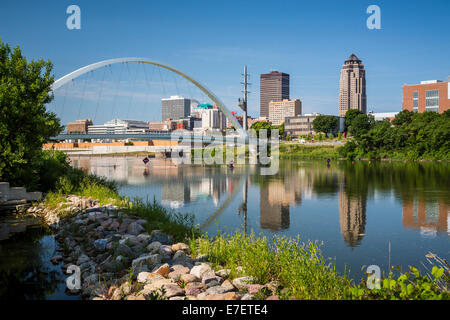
202, 108, 226, 130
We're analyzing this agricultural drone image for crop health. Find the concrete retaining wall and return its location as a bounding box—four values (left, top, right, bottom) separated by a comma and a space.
0, 182, 42, 203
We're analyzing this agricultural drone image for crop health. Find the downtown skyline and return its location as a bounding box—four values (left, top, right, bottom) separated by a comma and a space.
1, 0, 449, 122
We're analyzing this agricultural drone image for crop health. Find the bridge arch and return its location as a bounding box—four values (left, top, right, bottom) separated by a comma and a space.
51, 57, 245, 136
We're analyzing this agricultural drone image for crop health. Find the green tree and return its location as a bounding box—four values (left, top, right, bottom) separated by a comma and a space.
392, 110, 414, 126
350, 114, 375, 139
0, 40, 63, 190
250, 121, 284, 139
312, 115, 338, 135
345, 109, 363, 133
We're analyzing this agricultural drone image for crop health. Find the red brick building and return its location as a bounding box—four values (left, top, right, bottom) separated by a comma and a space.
402, 78, 450, 113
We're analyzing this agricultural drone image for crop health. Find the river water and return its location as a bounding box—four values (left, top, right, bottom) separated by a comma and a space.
70, 156, 449, 280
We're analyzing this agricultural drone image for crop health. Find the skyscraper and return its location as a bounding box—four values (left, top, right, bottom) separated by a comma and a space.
339, 54, 367, 117
260, 71, 290, 119
161, 96, 191, 121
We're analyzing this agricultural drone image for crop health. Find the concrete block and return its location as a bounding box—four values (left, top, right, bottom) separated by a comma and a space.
8, 187, 27, 200
25, 191, 42, 201
0, 182, 10, 196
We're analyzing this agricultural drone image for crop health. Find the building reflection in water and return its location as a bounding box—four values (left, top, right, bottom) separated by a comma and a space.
402, 197, 449, 237
70, 156, 449, 245
338, 190, 366, 247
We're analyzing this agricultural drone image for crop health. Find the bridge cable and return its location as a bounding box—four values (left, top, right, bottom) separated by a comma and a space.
173, 71, 180, 96
142, 63, 154, 121
126, 62, 139, 120
158, 67, 167, 98
59, 78, 70, 123
93, 65, 108, 123
111, 62, 125, 121
77, 70, 91, 120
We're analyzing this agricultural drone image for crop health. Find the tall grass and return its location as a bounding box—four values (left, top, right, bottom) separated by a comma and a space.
279, 144, 340, 160
191, 231, 352, 299
122, 197, 200, 242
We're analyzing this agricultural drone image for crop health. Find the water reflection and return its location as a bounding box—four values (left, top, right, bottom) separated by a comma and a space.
70, 157, 449, 241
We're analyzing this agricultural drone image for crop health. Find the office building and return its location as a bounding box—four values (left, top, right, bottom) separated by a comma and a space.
87, 119, 148, 134
284, 113, 344, 137
67, 119, 93, 134
339, 54, 367, 117
202, 108, 227, 130
402, 77, 450, 113
161, 96, 191, 121
260, 71, 290, 118
268, 99, 302, 125
284, 113, 320, 136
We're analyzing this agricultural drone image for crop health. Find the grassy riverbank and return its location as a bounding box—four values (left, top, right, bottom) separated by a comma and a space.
279, 144, 341, 160
190, 231, 449, 300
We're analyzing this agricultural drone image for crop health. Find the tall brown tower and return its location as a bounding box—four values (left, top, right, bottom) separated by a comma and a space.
260, 71, 290, 119
339, 54, 367, 117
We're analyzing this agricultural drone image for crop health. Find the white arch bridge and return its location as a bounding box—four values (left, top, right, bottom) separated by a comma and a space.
50, 57, 246, 141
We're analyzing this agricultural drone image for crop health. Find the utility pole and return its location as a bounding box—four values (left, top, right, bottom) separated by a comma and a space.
238, 66, 249, 131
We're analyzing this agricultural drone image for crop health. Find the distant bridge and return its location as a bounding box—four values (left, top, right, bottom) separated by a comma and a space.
50, 57, 247, 139
51, 132, 248, 144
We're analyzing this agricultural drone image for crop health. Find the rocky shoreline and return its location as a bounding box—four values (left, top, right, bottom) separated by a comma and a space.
26, 195, 281, 300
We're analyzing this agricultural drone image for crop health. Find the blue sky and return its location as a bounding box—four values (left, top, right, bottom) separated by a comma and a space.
1, 0, 449, 123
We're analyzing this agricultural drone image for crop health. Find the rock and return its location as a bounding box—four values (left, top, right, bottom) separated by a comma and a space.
146, 241, 162, 253
202, 271, 223, 286
215, 269, 231, 278
135, 219, 147, 225
168, 266, 190, 281
116, 244, 134, 258
185, 282, 207, 296
247, 284, 265, 295
203, 292, 238, 300
127, 222, 145, 236
131, 254, 162, 270
171, 242, 190, 253
241, 293, 254, 300
150, 230, 173, 245
77, 254, 90, 265
125, 236, 140, 246
120, 282, 132, 296
190, 263, 212, 279
126, 295, 145, 300
137, 272, 164, 284
84, 273, 99, 285
172, 250, 186, 260
169, 296, 186, 300
50, 255, 63, 264
137, 233, 151, 244
221, 280, 235, 292
159, 245, 173, 260
108, 221, 120, 231
180, 274, 199, 283
161, 284, 184, 298
266, 295, 279, 300
143, 278, 174, 292
196, 292, 209, 300
93, 239, 108, 251
107, 285, 118, 298
232, 276, 254, 291
111, 288, 122, 300
101, 218, 112, 228
153, 263, 170, 277
205, 285, 232, 295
